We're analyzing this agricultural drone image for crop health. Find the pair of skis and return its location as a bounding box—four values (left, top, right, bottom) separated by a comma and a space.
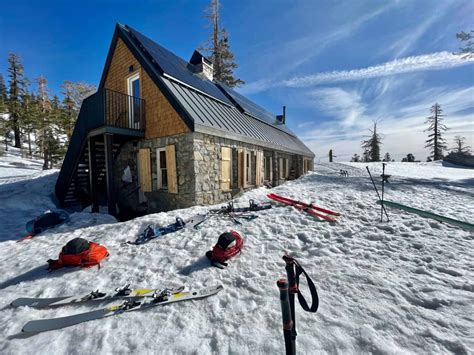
267, 193, 340, 222
12, 284, 223, 334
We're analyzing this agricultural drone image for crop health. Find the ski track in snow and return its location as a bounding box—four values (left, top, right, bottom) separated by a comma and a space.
0, 156, 473, 354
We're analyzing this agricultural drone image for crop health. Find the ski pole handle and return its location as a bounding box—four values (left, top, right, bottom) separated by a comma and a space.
277, 279, 295, 355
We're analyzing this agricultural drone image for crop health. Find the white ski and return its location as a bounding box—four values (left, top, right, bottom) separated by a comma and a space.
21, 285, 223, 334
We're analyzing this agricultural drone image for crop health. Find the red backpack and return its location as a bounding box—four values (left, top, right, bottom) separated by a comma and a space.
47, 238, 109, 270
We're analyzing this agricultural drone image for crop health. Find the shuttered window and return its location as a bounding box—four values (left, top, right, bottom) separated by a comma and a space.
156, 148, 167, 190
221, 147, 232, 191
156, 145, 178, 193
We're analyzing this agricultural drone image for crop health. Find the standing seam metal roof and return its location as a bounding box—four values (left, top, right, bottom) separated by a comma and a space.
122, 24, 314, 157
162, 78, 314, 156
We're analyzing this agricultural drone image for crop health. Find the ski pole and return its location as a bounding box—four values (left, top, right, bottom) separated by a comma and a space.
366, 166, 390, 222
381, 163, 386, 222
277, 279, 295, 355
284, 256, 298, 346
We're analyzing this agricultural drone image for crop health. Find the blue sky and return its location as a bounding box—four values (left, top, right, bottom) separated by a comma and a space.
1, 0, 473, 161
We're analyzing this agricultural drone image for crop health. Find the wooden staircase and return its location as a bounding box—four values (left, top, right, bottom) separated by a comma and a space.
56, 89, 145, 215
62, 140, 121, 208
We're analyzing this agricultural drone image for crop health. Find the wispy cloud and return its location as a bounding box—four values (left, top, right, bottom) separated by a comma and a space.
387, 2, 452, 58
298, 84, 474, 161
241, 52, 474, 94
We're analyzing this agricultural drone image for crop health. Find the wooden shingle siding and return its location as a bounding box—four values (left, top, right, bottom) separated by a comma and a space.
103, 38, 190, 139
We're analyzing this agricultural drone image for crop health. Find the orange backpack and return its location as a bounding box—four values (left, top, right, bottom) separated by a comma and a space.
47, 238, 109, 270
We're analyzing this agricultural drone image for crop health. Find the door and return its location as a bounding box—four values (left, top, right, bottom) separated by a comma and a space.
127, 73, 140, 129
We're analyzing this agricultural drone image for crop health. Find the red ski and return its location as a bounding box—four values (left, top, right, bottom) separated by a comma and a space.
17, 233, 35, 242
267, 194, 338, 223
267, 193, 340, 216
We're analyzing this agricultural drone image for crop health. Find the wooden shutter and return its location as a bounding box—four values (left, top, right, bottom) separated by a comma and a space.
165, 144, 178, 194
138, 148, 152, 192
237, 149, 244, 188
255, 151, 263, 186
286, 158, 289, 178
221, 147, 231, 190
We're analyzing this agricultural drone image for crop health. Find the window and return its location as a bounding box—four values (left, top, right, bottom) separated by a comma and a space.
221, 147, 232, 191
264, 156, 272, 181
157, 148, 168, 190
127, 72, 140, 128
245, 151, 252, 185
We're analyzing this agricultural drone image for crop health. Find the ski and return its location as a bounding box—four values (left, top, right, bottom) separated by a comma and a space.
210, 200, 272, 214
267, 193, 340, 216
267, 194, 337, 222
126, 214, 207, 245
22, 285, 223, 334
11, 285, 179, 308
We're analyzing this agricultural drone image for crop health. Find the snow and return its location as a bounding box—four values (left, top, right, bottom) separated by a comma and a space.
0, 154, 473, 354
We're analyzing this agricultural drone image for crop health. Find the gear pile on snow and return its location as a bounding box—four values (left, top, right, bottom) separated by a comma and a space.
47, 237, 109, 270
206, 230, 243, 268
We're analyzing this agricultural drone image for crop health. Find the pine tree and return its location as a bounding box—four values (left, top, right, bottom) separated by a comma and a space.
424, 103, 448, 161
35, 76, 55, 169
7, 53, 29, 148
451, 136, 471, 154
456, 30, 474, 56
383, 152, 391, 162
21, 91, 40, 157
0, 74, 7, 114
49, 95, 65, 168
329, 149, 334, 162
60, 81, 78, 141
201, 0, 244, 87
350, 153, 360, 162
361, 122, 382, 162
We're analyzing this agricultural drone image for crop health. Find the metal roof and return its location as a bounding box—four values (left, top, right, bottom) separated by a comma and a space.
215, 82, 297, 137
162, 78, 314, 156
120, 24, 314, 157
126, 25, 233, 105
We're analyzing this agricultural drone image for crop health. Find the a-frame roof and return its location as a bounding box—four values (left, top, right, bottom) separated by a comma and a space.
100, 23, 314, 157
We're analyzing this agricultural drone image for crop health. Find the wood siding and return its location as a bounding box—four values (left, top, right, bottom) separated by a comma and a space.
103, 38, 190, 139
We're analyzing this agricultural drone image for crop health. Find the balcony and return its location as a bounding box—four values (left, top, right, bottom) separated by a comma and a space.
84, 89, 146, 137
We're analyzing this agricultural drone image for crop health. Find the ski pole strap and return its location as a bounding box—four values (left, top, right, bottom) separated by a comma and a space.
283, 254, 319, 313
294, 261, 319, 313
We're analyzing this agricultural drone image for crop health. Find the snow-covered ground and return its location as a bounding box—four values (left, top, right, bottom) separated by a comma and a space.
0, 154, 473, 354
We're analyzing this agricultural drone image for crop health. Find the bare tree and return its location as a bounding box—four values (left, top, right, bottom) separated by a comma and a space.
424, 103, 448, 160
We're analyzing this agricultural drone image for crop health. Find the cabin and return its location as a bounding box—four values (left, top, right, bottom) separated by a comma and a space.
55, 24, 315, 217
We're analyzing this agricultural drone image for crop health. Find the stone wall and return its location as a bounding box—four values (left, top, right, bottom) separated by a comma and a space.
193, 133, 263, 206
114, 132, 196, 214
114, 131, 314, 213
